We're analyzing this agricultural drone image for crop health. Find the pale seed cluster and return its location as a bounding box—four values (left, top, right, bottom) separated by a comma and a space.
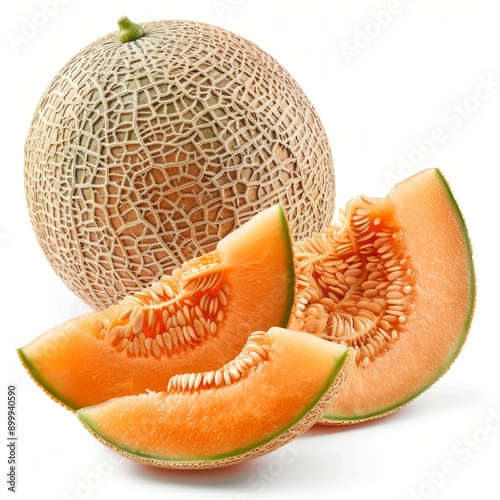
291, 195, 414, 368
95, 252, 231, 359
167, 331, 270, 392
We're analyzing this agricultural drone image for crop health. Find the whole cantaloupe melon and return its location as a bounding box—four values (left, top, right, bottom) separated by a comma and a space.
24, 17, 335, 310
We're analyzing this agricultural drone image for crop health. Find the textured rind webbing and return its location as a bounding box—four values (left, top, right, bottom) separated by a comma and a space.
24, 20, 335, 310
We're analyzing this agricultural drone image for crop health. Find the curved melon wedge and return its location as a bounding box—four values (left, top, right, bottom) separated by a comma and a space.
77, 327, 354, 469
291, 168, 475, 424
18, 204, 295, 411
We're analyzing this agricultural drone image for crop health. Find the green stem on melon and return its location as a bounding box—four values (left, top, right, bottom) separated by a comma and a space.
117, 16, 145, 43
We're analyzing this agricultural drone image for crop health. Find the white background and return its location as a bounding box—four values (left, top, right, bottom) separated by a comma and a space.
2, 0, 498, 499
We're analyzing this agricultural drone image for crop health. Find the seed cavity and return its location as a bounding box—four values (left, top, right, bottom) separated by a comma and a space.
97, 252, 232, 359
291, 195, 415, 368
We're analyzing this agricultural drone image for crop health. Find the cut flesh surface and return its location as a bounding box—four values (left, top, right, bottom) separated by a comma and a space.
77, 327, 353, 469
18, 204, 295, 411
290, 169, 475, 423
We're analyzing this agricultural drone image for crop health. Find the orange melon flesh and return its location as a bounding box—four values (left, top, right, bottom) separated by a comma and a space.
320, 168, 475, 423
18, 204, 295, 411
77, 327, 353, 468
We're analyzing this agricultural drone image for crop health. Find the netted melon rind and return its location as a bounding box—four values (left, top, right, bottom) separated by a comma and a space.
24, 19, 335, 310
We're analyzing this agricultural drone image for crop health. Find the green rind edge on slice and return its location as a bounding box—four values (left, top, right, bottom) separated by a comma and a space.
276, 203, 297, 329
17, 347, 79, 411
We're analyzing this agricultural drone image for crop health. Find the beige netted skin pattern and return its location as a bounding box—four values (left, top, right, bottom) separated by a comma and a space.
24, 20, 335, 310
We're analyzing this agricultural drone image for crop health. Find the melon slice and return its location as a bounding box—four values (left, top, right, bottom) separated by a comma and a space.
77, 327, 353, 469
290, 168, 475, 424
18, 204, 295, 411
